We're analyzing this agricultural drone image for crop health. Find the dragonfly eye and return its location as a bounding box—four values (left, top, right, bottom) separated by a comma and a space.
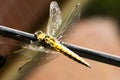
34, 30, 45, 41
34, 30, 43, 35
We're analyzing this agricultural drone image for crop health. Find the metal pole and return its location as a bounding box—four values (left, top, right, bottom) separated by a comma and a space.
0, 25, 120, 67
61, 42, 120, 67
0, 25, 36, 43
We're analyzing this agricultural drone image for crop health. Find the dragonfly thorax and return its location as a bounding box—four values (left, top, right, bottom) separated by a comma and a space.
34, 30, 56, 47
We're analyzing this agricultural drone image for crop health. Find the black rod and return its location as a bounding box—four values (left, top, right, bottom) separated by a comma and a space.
61, 42, 120, 67
0, 25, 36, 43
0, 25, 120, 67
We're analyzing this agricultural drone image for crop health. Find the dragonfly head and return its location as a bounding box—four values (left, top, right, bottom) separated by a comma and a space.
34, 30, 46, 41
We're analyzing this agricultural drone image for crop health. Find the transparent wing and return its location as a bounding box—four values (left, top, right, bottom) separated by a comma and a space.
47, 1, 81, 39
46, 1, 62, 37
14, 42, 58, 61
56, 3, 81, 40
1, 40, 58, 63
2, 40, 58, 74
15, 42, 58, 73
18, 49, 58, 74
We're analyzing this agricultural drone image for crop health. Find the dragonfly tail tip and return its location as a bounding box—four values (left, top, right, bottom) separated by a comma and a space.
85, 63, 91, 68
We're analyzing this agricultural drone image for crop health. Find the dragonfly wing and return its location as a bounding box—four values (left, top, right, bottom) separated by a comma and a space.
15, 41, 58, 61
56, 3, 81, 40
18, 48, 59, 74
14, 45, 40, 61
13, 41, 58, 73
46, 1, 62, 38
47, 1, 81, 39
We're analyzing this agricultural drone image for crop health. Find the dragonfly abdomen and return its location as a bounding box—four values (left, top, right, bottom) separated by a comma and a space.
35, 31, 91, 68
44, 36, 91, 68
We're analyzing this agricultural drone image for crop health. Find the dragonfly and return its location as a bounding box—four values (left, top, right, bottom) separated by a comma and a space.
1, 1, 91, 74
34, 1, 91, 67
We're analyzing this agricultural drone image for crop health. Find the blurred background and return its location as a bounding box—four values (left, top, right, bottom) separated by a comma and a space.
0, 0, 120, 80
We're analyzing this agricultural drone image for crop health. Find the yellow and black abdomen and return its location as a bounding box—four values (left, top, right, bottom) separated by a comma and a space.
35, 31, 91, 68
44, 35, 91, 68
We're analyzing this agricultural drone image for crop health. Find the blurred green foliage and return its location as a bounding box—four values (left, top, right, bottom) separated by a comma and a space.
81, 0, 120, 22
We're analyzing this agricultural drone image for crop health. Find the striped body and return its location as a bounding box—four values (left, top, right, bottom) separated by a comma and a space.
35, 30, 91, 68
